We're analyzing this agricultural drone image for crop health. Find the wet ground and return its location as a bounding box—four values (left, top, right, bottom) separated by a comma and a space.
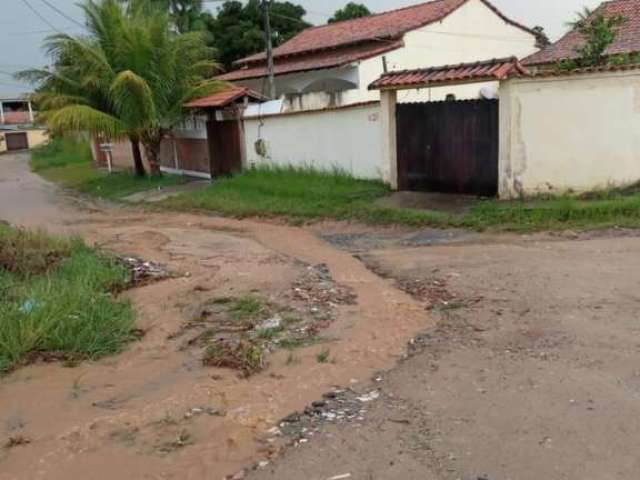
2, 153, 640, 480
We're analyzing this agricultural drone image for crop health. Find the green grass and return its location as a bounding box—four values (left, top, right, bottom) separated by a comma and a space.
162, 165, 393, 221
0, 224, 135, 373
161, 166, 640, 233
31, 137, 186, 201
462, 196, 640, 232
32, 141, 640, 232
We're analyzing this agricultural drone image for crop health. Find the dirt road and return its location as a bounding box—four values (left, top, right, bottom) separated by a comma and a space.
2, 153, 640, 480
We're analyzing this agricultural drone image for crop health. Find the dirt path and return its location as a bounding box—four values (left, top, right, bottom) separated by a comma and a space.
251, 232, 640, 480
0, 154, 429, 479
3, 153, 640, 480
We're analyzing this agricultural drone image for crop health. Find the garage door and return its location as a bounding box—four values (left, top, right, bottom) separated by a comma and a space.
5, 132, 29, 151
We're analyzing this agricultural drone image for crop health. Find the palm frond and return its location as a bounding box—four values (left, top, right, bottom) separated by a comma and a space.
109, 70, 156, 127
47, 105, 125, 138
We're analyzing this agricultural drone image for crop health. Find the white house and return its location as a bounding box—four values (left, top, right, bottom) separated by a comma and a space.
219, 0, 541, 112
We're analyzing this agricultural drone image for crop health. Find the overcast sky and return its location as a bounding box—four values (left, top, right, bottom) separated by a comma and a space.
1, 0, 603, 96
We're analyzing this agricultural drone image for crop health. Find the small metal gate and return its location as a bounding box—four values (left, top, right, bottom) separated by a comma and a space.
396, 99, 499, 196
5, 132, 29, 151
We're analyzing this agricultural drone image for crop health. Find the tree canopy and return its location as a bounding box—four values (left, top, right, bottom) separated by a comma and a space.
328, 2, 371, 24
21, 0, 224, 176
209, 0, 310, 70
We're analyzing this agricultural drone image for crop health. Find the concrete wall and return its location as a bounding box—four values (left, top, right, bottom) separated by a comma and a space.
499, 70, 640, 198
243, 102, 384, 180
0, 128, 48, 153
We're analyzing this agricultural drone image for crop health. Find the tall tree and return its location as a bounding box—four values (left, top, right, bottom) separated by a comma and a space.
328, 2, 371, 24
144, 0, 213, 34
20, 0, 224, 176
209, 0, 310, 70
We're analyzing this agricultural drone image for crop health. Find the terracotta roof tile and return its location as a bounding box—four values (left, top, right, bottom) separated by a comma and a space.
524, 0, 640, 65
232, 0, 536, 70
218, 41, 404, 82
184, 86, 266, 108
369, 57, 528, 90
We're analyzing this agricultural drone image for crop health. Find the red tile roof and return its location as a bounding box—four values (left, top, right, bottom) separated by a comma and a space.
219, 41, 403, 82
227, 0, 536, 79
184, 86, 266, 108
524, 0, 640, 66
369, 57, 529, 90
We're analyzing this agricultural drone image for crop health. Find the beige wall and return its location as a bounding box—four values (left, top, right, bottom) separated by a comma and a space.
0, 129, 48, 153
243, 103, 385, 180
499, 70, 640, 198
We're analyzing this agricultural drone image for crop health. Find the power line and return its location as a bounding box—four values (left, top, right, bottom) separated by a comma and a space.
21, 0, 60, 32
38, 0, 85, 28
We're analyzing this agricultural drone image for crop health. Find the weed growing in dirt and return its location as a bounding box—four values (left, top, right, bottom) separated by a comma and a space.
203, 342, 265, 377
285, 353, 299, 365
278, 336, 333, 351
316, 349, 331, 364
0, 224, 135, 373
157, 429, 194, 454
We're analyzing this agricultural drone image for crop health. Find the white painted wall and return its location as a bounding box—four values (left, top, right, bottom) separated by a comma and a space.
235, 0, 538, 111
365, 0, 538, 103
499, 70, 640, 198
243, 103, 384, 180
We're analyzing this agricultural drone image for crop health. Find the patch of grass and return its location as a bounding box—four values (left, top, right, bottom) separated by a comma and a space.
161, 165, 393, 221
278, 335, 333, 351
31, 137, 186, 201
31, 137, 92, 172
159, 165, 640, 233
0, 224, 135, 374
461, 196, 640, 232
0, 226, 73, 277
316, 349, 331, 364
257, 326, 285, 340
226, 295, 267, 322
203, 341, 265, 377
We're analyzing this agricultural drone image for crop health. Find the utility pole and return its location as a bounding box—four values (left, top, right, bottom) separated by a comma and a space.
261, 0, 276, 99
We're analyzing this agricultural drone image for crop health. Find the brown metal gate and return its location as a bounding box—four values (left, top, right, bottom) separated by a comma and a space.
396, 99, 499, 196
206, 118, 242, 177
5, 132, 29, 151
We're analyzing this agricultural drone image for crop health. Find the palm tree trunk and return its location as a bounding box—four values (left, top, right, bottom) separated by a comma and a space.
143, 141, 162, 177
130, 137, 146, 177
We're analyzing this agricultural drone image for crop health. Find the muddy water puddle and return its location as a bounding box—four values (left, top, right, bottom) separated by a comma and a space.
0, 213, 431, 480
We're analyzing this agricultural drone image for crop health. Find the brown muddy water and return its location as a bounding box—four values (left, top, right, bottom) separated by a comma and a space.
0, 154, 431, 480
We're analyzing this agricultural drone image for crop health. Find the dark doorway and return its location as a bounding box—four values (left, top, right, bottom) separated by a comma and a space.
206, 118, 242, 177
5, 132, 29, 151
396, 99, 499, 197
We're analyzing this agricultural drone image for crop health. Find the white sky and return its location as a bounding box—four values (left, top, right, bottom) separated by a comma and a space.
1, 0, 603, 96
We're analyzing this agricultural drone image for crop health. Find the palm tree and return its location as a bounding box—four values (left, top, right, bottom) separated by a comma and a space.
19, 0, 225, 176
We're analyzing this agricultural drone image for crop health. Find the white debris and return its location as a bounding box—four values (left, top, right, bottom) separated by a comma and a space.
257, 314, 283, 331
327, 474, 352, 480
356, 391, 380, 403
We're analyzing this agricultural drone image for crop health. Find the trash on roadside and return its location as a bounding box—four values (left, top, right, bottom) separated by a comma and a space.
19, 299, 39, 314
